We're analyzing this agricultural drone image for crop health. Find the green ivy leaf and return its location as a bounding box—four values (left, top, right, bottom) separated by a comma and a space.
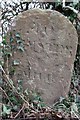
17, 40, 22, 44
2, 40, 7, 45
2, 104, 11, 115
73, 0, 79, 5
38, 102, 46, 108
18, 80, 23, 86
4, 51, 12, 57
13, 60, 20, 65
17, 46, 24, 52
10, 37, 14, 43
10, 96, 18, 104
71, 102, 79, 118
15, 33, 21, 38
13, 105, 18, 111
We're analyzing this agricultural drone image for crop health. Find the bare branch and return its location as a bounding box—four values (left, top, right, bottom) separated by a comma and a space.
14, 103, 25, 119
0, 86, 13, 106
62, 0, 79, 14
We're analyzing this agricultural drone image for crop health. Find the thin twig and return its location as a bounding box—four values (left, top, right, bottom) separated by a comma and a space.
2, 66, 29, 105
0, 65, 37, 112
62, 0, 79, 14
0, 86, 13, 106
62, 0, 80, 23
14, 103, 25, 119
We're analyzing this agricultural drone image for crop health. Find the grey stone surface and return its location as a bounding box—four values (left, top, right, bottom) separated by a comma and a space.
7, 9, 78, 105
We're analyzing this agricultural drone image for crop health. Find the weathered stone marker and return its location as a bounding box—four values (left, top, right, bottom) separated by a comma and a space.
8, 9, 78, 105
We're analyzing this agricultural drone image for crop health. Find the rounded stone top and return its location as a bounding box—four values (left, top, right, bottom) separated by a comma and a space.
8, 9, 78, 105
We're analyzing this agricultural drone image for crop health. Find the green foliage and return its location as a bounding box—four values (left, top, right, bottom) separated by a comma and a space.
9, 67, 16, 75
2, 104, 11, 116
53, 97, 80, 118
13, 60, 20, 66
68, 13, 77, 23
24, 89, 45, 108
17, 46, 24, 52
